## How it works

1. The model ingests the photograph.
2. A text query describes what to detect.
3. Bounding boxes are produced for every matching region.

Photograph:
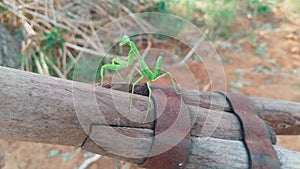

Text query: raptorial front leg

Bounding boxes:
[112,58,126,65]
[100,63,127,84]
[100,35,135,84]
[130,68,144,113]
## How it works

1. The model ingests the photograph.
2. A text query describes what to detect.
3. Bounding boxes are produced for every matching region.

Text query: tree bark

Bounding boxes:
[0,66,299,167]
[186,137,300,169]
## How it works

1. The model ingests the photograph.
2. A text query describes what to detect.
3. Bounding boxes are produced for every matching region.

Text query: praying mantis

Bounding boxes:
[100,35,179,120]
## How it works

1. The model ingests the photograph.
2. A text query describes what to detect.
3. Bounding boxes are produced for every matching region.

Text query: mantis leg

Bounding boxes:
[130,69,144,112]
[145,81,152,122]
[154,72,180,94]
[112,58,127,65]
[101,35,142,84]
[100,56,133,84]
[100,63,127,84]
[129,66,142,82]
[153,56,163,77]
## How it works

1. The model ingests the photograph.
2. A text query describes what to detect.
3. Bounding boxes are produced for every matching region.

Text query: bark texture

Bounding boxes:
[0,66,299,168]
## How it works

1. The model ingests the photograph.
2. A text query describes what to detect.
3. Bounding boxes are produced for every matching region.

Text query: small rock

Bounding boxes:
[290,47,300,54]
[285,32,298,41]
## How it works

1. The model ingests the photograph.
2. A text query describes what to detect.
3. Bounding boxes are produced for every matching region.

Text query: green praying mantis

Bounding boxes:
[100,35,180,120]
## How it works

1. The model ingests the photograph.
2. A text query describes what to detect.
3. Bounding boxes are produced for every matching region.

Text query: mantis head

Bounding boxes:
[119,35,130,46]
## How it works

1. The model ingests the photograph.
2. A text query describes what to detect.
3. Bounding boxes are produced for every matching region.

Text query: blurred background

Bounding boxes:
[0,0,299,168]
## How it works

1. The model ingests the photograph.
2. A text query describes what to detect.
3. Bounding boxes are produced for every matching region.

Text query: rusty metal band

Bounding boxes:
[140,84,192,169]
[217,92,281,169]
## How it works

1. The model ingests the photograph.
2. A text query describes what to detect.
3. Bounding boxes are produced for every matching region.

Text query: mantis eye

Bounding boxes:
[119,35,130,45]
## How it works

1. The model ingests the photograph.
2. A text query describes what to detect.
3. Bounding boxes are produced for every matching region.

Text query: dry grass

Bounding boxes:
[0,0,154,78]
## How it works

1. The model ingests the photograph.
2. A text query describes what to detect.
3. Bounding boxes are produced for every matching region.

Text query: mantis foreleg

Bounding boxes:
[100,63,128,84]
[154,72,180,94]
[112,58,126,65]
[100,35,135,84]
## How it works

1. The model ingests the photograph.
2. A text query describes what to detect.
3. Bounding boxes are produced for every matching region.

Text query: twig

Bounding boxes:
[39,52,50,76]
[107,0,155,32]
[22,19,36,36]
[78,154,102,169]
[35,18,52,30]
[55,14,101,50]
[0,2,60,31]
[89,23,103,51]
[49,0,57,24]
[64,42,127,59]
[21,8,61,27]
[128,0,140,7]
[21,38,32,54]
[119,4,147,31]
[20,6,102,52]
[82,0,120,26]
[66,49,76,62]
[177,35,206,66]
[64,42,104,56]
[202,82,211,92]
[62,46,67,76]
[17,2,44,11]
[141,36,152,58]
[44,55,65,79]
[136,4,154,13]
[33,54,44,75]
[13,0,40,9]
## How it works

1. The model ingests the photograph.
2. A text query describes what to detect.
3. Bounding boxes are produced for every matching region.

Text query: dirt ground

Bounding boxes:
[0,2,299,169]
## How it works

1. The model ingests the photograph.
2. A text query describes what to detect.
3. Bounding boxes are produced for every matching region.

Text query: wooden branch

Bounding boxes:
[0,66,299,168]
[186,137,300,169]
[182,89,300,135]
[0,66,153,163]
[105,82,300,135]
